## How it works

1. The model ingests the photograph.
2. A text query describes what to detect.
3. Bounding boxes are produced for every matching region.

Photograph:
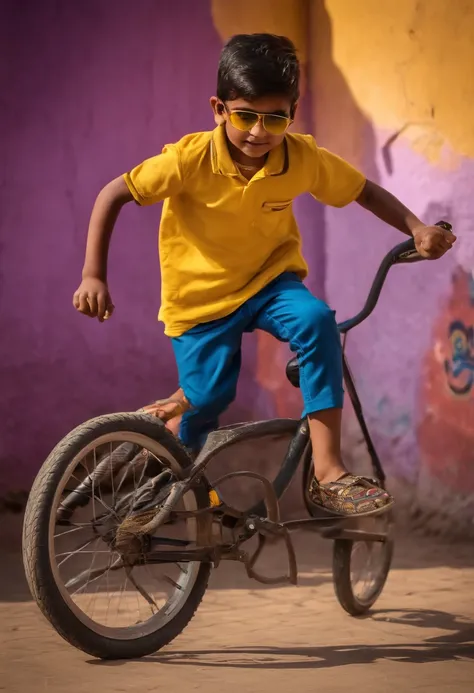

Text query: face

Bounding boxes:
[210,94,295,161]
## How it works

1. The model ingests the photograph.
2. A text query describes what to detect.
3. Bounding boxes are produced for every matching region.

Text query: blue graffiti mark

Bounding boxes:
[444,320,474,396]
[375,396,411,437]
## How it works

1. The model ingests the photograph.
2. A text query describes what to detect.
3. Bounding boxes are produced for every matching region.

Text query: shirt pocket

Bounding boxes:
[262,200,292,212]
[260,200,293,236]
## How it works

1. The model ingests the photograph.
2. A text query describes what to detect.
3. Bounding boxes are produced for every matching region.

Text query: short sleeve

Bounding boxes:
[123,144,183,206]
[306,138,366,208]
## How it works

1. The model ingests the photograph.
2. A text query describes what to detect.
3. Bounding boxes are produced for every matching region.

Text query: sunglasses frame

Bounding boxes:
[223,103,293,135]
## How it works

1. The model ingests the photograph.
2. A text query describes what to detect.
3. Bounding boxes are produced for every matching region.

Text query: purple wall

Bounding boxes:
[0,0,226,491]
[0,0,326,493]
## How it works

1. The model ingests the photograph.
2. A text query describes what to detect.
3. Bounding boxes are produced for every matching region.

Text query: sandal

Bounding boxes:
[309,473,393,516]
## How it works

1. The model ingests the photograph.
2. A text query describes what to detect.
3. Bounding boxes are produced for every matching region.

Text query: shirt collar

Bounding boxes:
[210,125,288,179]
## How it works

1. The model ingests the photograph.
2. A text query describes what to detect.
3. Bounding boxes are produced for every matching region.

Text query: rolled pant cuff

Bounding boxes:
[302,394,344,418]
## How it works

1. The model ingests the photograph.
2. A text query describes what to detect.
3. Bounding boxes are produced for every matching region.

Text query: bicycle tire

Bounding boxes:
[332,525,393,616]
[23,412,211,660]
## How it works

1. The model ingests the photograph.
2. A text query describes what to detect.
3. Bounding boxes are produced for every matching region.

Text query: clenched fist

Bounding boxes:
[413,225,457,259]
[73,277,114,322]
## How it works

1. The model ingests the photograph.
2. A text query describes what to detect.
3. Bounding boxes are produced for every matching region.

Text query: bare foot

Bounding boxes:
[141,388,190,434]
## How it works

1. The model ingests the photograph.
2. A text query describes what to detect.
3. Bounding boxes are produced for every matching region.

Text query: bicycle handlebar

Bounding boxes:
[337,220,453,334]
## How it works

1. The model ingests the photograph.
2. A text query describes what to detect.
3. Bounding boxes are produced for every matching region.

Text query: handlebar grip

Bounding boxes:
[435,220,453,233]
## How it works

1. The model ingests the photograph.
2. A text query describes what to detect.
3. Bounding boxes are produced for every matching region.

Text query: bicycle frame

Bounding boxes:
[133,234,435,582]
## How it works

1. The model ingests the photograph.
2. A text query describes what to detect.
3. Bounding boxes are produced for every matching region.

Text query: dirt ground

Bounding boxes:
[0,514,473,693]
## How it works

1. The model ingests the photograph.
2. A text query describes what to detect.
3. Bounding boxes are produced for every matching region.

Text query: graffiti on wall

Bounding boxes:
[444,321,474,396]
[418,268,474,494]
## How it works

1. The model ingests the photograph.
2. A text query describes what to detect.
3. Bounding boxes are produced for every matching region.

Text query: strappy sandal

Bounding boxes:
[309,473,394,516]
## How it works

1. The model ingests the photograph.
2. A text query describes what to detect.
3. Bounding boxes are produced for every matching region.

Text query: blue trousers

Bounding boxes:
[171,273,343,451]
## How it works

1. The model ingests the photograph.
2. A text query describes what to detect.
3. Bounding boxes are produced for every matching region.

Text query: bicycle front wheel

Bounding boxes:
[23,412,211,659]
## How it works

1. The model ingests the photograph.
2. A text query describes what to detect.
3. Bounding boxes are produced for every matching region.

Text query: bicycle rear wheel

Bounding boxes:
[23,412,211,659]
[332,513,394,616]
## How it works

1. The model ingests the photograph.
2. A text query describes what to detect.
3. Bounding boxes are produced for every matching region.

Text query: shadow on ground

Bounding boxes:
[86,608,474,670]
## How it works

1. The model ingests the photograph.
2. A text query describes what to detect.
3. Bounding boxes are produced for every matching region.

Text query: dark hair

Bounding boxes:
[217,34,300,108]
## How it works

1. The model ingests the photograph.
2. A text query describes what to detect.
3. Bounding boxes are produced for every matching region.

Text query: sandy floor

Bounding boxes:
[0,515,473,693]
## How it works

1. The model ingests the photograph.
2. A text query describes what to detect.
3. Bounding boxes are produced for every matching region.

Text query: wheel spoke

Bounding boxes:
[57,536,99,568]
[161,574,184,591]
[54,524,91,539]
[350,540,386,601]
[126,567,159,613]
[67,555,124,592]
[91,493,120,520]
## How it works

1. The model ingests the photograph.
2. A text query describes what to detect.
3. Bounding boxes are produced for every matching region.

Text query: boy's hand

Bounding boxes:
[413,225,457,259]
[73,278,114,322]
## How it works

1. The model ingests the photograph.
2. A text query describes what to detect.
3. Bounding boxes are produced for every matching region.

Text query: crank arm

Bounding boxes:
[321,528,389,542]
[244,521,298,586]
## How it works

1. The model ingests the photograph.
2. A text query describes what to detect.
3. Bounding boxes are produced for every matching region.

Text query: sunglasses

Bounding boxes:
[224,105,293,136]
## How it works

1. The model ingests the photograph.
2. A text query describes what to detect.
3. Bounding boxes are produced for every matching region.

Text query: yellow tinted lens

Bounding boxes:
[263,114,290,135]
[229,111,259,131]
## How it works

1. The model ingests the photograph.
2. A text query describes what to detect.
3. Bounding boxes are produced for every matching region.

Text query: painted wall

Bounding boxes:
[2,0,473,531]
[309,0,474,526]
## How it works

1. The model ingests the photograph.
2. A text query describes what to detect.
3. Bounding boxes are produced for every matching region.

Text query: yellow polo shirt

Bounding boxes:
[124,125,365,337]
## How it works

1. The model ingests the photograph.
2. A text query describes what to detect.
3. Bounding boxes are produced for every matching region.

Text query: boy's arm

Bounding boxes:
[73,176,133,322]
[74,144,183,322]
[356,179,456,259]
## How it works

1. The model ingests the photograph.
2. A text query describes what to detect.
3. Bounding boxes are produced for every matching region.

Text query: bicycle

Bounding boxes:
[22,221,452,660]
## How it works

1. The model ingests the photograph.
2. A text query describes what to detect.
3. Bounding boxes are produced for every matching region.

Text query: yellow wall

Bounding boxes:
[211,0,308,61]
[321,0,474,163]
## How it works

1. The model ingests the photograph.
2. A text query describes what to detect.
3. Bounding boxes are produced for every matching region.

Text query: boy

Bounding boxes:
[73,34,455,516]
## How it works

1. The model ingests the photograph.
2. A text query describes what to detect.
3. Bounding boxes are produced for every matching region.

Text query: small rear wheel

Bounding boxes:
[332,513,394,616]
[23,412,211,659]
